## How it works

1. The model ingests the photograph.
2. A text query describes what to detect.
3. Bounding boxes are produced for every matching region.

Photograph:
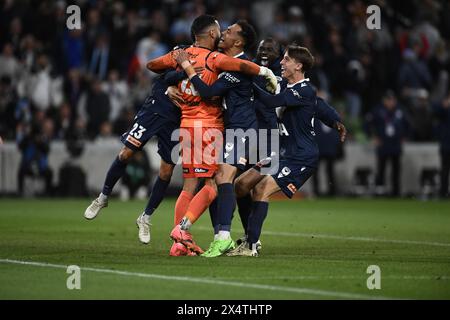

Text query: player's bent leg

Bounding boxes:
[215,163,238,185]
[252,175,280,202]
[170,177,205,254]
[174,177,197,226]
[181,179,217,229]
[84,146,135,220]
[174,178,217,255]
[234,167,265,198]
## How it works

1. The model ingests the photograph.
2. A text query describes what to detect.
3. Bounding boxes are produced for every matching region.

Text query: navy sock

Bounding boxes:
[102,157,127,196]
[237,194,252,234]
[208,197,220,234]
[144,177,170,216]
[217,183,236,232]
[247,201,269,245]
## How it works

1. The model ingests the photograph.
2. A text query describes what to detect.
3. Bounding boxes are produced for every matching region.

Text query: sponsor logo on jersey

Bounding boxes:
[287,183,297,194]
[219,72,240,83]
[126,135,142,147]
[194,168,209,173]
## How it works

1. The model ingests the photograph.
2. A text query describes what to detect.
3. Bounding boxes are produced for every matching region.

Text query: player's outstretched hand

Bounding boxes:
[258,66,277,93]
[166,85,184,108]
[334,121,347,143]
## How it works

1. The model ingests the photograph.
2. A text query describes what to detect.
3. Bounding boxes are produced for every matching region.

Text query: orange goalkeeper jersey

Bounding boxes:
[147,46,260,128]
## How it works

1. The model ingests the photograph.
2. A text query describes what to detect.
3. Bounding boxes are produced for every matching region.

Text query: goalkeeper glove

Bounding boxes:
[258,66,278,94]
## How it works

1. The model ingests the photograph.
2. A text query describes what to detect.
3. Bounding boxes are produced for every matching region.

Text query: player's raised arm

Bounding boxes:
[174,49,277,93]
[146,51,178,73]
[166,51,227,98]
[214,53,279,93]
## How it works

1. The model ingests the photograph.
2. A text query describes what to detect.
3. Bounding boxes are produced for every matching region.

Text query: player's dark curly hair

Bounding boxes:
[235,20,257,52]
[190,14,218,40]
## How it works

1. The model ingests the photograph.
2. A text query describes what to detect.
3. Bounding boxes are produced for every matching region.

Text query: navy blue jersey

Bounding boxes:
[315,97,342,157]
[316,97,341,127]
[190,53,257,130]
[141,71,183,124]
[253,58,282,130]
[254,78,318,167]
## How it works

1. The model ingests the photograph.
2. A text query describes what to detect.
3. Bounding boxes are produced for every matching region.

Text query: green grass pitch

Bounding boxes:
[0,198,449,299]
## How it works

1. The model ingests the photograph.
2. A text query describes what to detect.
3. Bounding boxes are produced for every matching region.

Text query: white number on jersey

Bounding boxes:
[180,79,199,96]
[129,123,146,139]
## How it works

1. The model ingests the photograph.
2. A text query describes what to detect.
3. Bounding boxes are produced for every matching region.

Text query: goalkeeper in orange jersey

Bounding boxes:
[146,14,277,256]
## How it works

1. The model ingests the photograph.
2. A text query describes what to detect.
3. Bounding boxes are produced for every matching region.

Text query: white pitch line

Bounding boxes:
[0,258,398,300]
[218,275,450,281]
[195,226,450,248]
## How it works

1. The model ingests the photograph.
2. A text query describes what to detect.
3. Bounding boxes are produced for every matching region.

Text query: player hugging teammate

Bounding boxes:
[84,14,346,258]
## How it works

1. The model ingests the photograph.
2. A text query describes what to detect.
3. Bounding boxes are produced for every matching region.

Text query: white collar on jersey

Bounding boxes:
[287,78,310,88]
[234,52,245,58]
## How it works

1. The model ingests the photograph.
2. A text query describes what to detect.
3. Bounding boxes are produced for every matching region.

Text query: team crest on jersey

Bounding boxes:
[290,89,300,98]
[278,167,291,178]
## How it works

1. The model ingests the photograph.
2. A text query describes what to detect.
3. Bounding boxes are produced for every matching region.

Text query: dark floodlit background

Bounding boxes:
[0,0,449,199]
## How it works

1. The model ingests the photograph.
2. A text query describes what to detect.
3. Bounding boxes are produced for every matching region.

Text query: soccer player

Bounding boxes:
[227,45,347,257]
[172,20,260,257]
[234,37,284,248]
[146,15,277,256]
[254,38,283,134]
[83,68,185,245]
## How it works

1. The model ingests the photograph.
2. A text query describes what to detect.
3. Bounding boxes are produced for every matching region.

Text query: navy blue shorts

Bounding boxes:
[121,111,179,165]
[270,160,316,199]
[256,127,279,162]
[222,127,258,172]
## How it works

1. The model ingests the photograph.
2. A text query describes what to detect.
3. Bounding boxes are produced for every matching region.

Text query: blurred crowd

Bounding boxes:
[0,0,449,197]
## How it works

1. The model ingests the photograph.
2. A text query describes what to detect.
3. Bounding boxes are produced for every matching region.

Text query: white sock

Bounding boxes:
[214,233,219,241]
[217,230,231,240]
[98,193,108,203]
[180,217,192,231]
